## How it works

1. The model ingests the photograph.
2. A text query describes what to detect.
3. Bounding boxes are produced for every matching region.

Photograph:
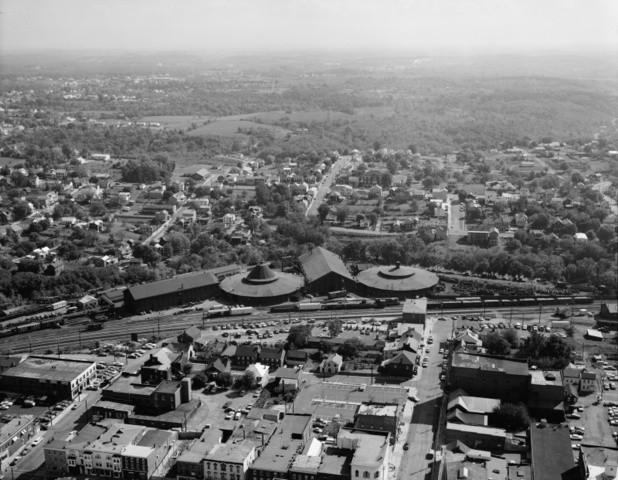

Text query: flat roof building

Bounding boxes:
[0,355,96,400]
[530,423,577,480]
[450,353,529,402]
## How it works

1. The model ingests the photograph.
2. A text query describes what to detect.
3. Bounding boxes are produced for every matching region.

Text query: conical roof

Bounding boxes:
[245,263,278,284]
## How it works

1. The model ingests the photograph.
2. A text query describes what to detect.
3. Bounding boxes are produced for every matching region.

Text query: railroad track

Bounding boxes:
[0,301,604,354]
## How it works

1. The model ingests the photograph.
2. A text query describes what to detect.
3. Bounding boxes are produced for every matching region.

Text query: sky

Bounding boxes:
[0,0,616,54]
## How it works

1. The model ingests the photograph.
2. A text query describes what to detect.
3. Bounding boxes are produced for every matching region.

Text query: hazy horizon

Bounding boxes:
[1,0,617,56]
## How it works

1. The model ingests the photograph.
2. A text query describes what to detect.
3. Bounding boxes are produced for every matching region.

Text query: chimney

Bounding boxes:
[180,377,192,403]
[605,461,617,479]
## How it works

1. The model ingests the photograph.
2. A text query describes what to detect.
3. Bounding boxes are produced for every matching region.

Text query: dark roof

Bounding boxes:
[357,263,438,292]
[220,266,303,298]
[299,247,353,282]
[245,263,279,283]
[286,350,309,360]
[235,345,260,357]
[260,347,284,360]
[127,271,218,301]
[530,424,577,480]
[381,351,416,367]
[447,410,487,426]
[452,352,529,377]
[206,358,230,374]
[180,326,202,341]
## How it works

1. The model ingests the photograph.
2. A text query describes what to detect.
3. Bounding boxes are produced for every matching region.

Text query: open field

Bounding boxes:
[186,120,292,138]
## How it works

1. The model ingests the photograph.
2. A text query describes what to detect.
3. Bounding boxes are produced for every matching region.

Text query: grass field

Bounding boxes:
[186,120,292,138]
[0,157,23,166]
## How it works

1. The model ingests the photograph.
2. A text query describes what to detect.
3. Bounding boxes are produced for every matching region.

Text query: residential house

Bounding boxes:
[259,347,285,370]
[453,329,483,352]
[273,367,300,392]
[320,354,343,374]
[380,351,417,378]
[515,213,528,229]
[285,350,309,367]
[233,345,261,368]
[580,370,596,393]
[223,213,236,228]
[245,363,269,388]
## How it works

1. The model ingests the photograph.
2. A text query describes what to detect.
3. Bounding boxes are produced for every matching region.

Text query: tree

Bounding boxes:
[336,206,349,223]
[287,325,312,349]
[317,203,330,224]
[339,338,363,359]
[182,363,193,375]
[327,319,342,338]
[12,201,31,220]
[235,371,257,391]
[216,371,234,389]
[386,159,398,175]
[502,329,519,349]
[483,332,511,355]
[491,403,531,432]
[192,372,207,390]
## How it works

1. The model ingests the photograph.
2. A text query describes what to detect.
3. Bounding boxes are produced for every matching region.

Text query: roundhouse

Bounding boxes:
[219,263,303,306]
[356,262,438,298]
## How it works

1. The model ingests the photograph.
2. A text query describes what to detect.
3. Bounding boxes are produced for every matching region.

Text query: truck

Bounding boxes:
[86,323,104,331]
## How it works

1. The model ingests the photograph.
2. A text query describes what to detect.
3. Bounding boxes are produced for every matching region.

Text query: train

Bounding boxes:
[270,297,401,313]
[427,295,594,310]
[206,305,255,318]
[0,316,65,338]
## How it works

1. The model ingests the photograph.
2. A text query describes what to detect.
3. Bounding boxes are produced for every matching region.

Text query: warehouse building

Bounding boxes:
[124,270,219,313]
[299,246,356,293]
[356,262,438,298]
[0,356,96,400]
[219,263,303,306]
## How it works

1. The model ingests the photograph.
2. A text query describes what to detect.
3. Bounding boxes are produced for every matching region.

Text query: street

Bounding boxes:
[397,317,452,480]
[305,155,351,217]
[4,388,104,480]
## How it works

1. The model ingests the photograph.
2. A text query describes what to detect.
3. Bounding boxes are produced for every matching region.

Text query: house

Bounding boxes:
[273,367,300,392]
[170,191,186,205]
[320,353,343,374]
[562,363,581,389]
[246,363,269,388]
[77,294,98,310]
[380,351,417,378]
[515,212,528,228]
[285,349,309,367]
[467,228,499,247]
[454,329,483,351]
[177,326,203,346]
[233,345,261,367]
[527,370,565,422]
[222,213,236,228]
[369,184,383,197]
[259,347,285,369]
[600,303,618,321]
[580,370,596,393]
[574,232,588,242]
[140,348,178,384]
[204,358,231,379]
[402,298,427,325]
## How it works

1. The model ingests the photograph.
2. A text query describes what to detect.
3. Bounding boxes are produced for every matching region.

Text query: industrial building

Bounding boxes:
[0,356,96,400]
[124,270,219,313]
[219,263,303,306]
[450,353,530,402]
[356,262,438,298]
[299,246,356,293]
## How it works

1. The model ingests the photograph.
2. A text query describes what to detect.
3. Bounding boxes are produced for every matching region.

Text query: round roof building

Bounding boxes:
[357,262,439,298]
[219,263,303,305]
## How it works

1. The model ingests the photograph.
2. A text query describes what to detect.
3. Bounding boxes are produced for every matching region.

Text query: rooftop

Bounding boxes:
[446,422,506,438]
[206,439,256,464]
[291,454,322,473]
[220,264,303,298]
[530,423,576,480]
[1,355,94,382]
[530,370,563,386]
[0,415,35,446]
[87,424,145,455]
[318,447,353,477]
[250,438,304,473]
[357,404,398,417]
[452,353,529,377]
[299,246,353,282]
[357,264,438,292]
[346,432,389,468]
[127,271,218,301]
[402,298,428,314]
[122,444,153,458]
